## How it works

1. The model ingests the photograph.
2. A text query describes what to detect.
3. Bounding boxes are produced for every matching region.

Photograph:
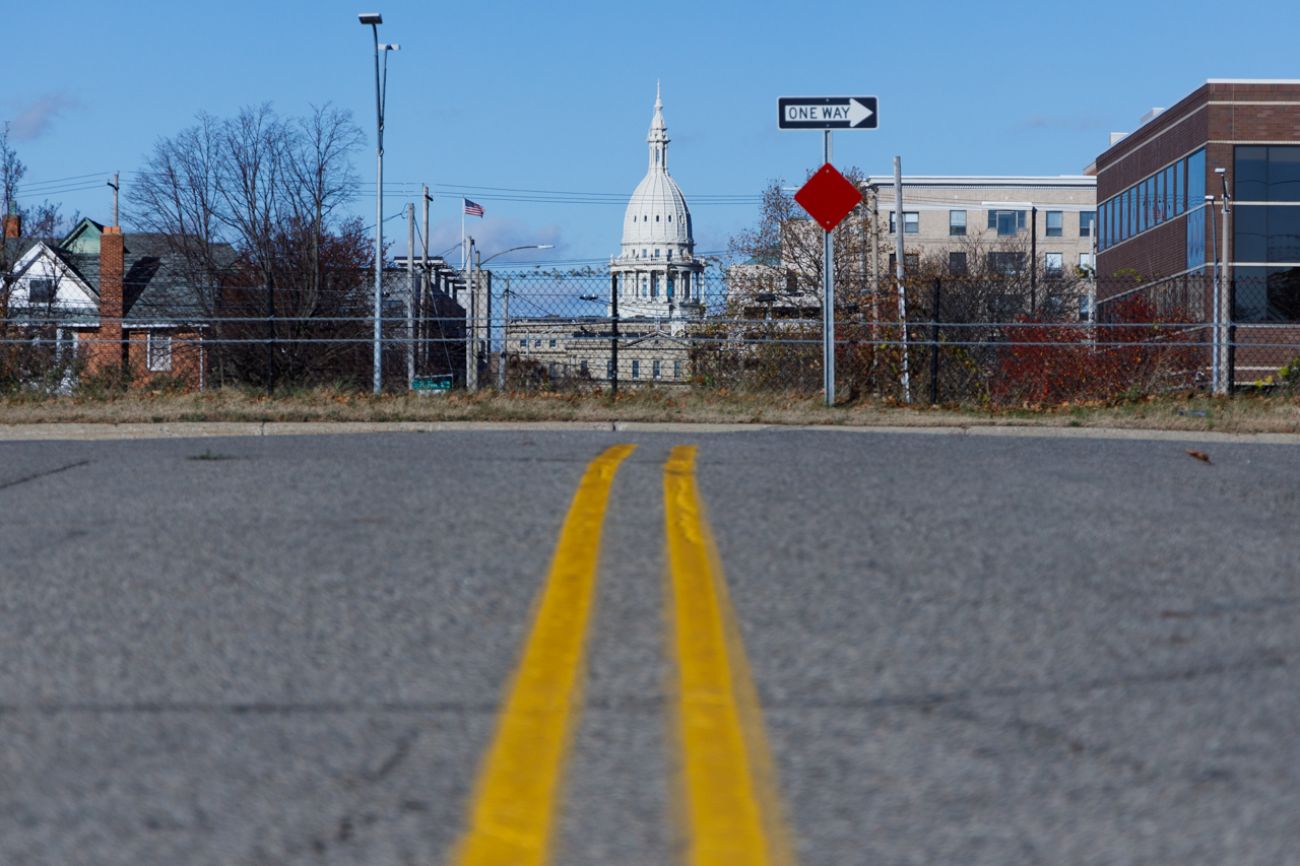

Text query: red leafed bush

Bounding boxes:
[992,295,1203,405]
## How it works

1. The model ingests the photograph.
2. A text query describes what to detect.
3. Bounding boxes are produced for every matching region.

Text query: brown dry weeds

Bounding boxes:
[0,387,1298,434]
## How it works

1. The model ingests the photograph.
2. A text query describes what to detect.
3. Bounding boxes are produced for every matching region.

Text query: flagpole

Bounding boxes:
[461,201,466,274]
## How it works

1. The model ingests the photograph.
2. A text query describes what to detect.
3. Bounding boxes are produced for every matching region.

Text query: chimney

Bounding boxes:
[99,225,128,369]
[2,213,19,239]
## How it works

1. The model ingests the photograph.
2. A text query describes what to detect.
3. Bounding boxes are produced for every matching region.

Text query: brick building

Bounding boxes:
[1094,80,1300,383]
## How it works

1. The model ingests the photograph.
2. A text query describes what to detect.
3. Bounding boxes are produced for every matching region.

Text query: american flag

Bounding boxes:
[463,198,485,217]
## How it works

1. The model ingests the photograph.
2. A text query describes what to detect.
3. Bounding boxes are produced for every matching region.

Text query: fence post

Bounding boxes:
[610,272,620,396]
[929,277,941,405]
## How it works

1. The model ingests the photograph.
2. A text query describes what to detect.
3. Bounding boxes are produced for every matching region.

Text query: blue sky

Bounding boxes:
[5,0,1300,266]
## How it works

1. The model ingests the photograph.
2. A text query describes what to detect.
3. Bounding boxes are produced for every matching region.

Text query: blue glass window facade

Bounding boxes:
[1232,145,1300,321]
[1099,148,1207,254]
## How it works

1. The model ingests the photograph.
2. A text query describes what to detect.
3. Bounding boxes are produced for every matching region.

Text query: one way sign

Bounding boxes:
[778,96,878,130]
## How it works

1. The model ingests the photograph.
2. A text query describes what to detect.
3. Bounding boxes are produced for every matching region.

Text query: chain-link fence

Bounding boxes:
[4,269,1300,402]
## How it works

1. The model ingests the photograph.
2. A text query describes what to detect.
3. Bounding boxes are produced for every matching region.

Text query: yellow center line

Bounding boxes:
[448,443,637,866]
[664,445,798,866]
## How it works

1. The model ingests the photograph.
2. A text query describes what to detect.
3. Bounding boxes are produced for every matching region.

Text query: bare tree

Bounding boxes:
[128,103,371,387]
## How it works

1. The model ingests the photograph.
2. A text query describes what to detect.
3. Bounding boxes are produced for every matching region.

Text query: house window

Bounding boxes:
[607,359,614,379]
[889,211,919,234]
[518,338,527,347]
[949,210,966,236]
[549,338,557,348]
[580,360,589,376]
[631,359,640,379]
[653,359,661,379]
[1045,211,1063,237]
[1080,211,1095,237]
[534,339,542,347]
[948,251,968,275]
[28,278,54,305]
[988,251,1024,275]
[673,359,681,379]
[1078,252,1095,271]
[548,362,557,378]
[988,210,1026,236]
[1044,252,1064,275]
[146,332,173,372]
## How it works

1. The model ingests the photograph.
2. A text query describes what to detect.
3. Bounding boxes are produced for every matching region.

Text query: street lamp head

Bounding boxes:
[382,43,400,51]
[1214,167,1227,175]
[536,244,555,251]
[358,12,382,25]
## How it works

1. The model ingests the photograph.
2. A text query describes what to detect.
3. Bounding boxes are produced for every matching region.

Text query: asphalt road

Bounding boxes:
[2,427,1297,865]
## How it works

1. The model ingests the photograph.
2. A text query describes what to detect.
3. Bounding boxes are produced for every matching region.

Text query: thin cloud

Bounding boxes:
[8,93,80,141]
[1020,114,1108,133]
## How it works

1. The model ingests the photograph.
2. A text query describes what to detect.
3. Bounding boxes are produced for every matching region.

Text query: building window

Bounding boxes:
[988,210,1026,237]
[607,359,614,379]
[631,359,640,379]
[28,278,54,305]
[1078,252,1094,271]
[988,251,1024,275]
[534,339,542,347]
[673,359,681,379]
[580,360,589,376]
[652,359,661,379]
[146,332,173,372]
[948,251,968,275]
[548,362,557,378]
[1044,252,1063,275]
[889,211,919,234]
[1080,211,1095,237]
[651,273,659,298]
[519,339,527,348]
[1045,211,1063,237]
[549,338,557,348]
[888,253,919,272]
[948,210,966,236]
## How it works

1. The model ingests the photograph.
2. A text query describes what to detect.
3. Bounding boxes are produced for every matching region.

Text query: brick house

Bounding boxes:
[4,218,226,388]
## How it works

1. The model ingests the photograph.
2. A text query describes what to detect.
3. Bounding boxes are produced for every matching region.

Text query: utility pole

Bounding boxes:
[406,202,415,390]
[1030,205,1038,312]
[421,184,431,373]
[465,238,477,391]
[893,156,911,403]
[498,278,510,390]
[1209,195,1221,394]
[106,172,119,226]
[610,271,620,396]
[1219,168,1233,394]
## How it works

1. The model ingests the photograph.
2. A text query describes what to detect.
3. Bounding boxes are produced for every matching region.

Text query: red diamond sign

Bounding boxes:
[795,163,863,232]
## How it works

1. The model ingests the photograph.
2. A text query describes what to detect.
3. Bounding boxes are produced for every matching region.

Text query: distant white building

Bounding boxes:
[609,84,705,326]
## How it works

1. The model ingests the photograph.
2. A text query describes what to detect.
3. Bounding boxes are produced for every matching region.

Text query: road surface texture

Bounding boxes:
[1,428,1297,865]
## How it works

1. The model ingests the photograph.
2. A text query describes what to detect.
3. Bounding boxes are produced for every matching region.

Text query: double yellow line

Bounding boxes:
[448,444,796,866]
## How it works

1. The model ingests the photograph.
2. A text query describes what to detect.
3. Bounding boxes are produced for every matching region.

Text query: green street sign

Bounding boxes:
[412,375,453,393]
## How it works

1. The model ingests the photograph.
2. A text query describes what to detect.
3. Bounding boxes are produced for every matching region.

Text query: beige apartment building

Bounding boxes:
[864,174,1097,280]
[727,175,1098,320]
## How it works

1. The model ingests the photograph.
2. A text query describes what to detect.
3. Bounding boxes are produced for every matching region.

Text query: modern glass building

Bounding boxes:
[1093,80,1300,382]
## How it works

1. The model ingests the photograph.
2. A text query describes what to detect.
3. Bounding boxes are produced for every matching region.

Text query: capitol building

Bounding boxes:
[509,86,708,386]
[610,84,706,325]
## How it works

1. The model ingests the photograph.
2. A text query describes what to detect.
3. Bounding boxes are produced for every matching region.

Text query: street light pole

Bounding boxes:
[359,12,397,395]
[463,243,554,393]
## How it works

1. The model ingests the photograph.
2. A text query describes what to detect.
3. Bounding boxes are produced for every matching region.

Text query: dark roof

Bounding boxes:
[50,232,236,323]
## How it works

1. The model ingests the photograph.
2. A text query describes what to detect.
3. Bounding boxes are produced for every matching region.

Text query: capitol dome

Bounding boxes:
[610,84,705,323]
[619,84,694,258]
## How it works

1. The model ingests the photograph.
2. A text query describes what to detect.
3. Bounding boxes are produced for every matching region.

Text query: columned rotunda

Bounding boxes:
[610,85,705,324]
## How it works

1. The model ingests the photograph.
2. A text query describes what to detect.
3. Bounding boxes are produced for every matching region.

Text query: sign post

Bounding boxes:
[782,95,877,405]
